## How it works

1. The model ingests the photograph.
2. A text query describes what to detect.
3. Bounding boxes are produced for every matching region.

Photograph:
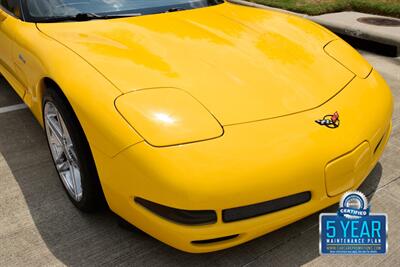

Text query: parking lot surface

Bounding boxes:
[1,51,399,266]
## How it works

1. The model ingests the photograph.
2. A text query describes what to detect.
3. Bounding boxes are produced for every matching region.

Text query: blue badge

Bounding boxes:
[320,191,388,255]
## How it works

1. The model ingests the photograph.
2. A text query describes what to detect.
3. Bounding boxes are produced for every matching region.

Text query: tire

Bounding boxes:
[43,87,106,212]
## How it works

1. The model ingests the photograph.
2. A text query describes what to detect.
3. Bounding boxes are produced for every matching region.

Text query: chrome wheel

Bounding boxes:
[44,102,83,201]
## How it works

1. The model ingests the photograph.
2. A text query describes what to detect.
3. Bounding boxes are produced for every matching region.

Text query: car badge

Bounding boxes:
[315,111,340,128]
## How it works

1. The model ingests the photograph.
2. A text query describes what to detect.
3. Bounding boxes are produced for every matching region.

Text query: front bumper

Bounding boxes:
[94,70,392,253]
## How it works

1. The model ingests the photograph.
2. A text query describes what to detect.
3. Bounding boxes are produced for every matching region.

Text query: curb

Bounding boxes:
[227,0,400,57]
[227,0,304,17]
[311,14,400,57]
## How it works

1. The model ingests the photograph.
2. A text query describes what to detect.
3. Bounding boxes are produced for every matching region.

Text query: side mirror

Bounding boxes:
[0,10,8,22]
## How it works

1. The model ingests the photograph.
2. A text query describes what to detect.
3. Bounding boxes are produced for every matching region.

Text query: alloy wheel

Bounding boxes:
[44,102,83,201]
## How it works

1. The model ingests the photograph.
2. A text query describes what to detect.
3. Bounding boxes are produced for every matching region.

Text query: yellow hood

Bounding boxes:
[37,3,354,125]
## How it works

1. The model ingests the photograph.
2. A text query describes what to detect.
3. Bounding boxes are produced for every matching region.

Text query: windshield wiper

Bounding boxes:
[165,7,186,13]
[36,12,142,23]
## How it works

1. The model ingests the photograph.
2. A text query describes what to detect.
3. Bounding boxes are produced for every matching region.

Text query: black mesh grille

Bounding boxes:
[222,191,311,223]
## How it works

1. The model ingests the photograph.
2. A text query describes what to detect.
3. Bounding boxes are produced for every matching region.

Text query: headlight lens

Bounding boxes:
[324,39,372,79]
[115,88,223,147]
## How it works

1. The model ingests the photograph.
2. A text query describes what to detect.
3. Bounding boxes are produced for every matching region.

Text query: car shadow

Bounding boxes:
[0,78,382,266]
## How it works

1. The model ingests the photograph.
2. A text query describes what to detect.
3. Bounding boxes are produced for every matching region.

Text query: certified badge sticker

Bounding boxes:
[320,191,388,255]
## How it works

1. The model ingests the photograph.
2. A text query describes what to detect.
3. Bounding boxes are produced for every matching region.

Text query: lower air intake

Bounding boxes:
[191,234,239,245]
[222,191,311,223]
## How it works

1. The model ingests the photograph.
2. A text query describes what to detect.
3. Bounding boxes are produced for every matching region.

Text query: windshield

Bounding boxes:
[23,0,224,22]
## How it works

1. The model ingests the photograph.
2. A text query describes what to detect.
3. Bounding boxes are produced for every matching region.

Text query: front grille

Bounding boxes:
[222,191,312,223]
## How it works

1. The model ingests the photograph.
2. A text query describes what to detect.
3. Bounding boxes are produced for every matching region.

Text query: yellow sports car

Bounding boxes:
[0,0,393,253]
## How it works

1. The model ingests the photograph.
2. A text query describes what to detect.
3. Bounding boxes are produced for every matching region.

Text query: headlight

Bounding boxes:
[115,88,223,147]
[324,39,372,79]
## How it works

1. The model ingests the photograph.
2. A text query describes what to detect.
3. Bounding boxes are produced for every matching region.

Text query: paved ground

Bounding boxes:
[0,51,399,267]
[230,1,400,56]
[311,12,400,57]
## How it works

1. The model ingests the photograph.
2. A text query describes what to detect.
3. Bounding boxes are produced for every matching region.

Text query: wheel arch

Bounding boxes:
[31,69,143,158]
[39,77,88,140]
[33,76,73,126]
[42,79,108,211]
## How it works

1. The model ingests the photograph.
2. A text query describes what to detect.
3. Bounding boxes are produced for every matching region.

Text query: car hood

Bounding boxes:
[37,3,354,125]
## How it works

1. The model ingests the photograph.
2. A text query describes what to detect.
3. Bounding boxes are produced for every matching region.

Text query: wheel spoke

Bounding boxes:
[69,161,82,200]
[67,145,79,164]
[46,114,63,145]
[48,137,63,161]
[57,160,69,172]
[52,145,65,164]
[57,113,68,138]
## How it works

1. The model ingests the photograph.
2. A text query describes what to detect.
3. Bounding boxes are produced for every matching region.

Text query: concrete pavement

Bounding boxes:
[228,0,400,57]
[311,12,400,57]
[0,51,399,266]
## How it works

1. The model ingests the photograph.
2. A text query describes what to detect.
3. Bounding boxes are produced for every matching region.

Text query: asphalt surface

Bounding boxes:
[0,51,399,267]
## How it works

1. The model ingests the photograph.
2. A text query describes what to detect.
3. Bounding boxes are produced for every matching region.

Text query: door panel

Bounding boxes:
[0,7,26,98]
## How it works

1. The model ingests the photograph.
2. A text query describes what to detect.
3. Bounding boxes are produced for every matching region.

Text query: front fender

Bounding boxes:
[15,22,143,157]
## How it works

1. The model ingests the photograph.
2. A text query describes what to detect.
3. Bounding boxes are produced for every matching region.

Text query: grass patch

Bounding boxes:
[247,0,400,18]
